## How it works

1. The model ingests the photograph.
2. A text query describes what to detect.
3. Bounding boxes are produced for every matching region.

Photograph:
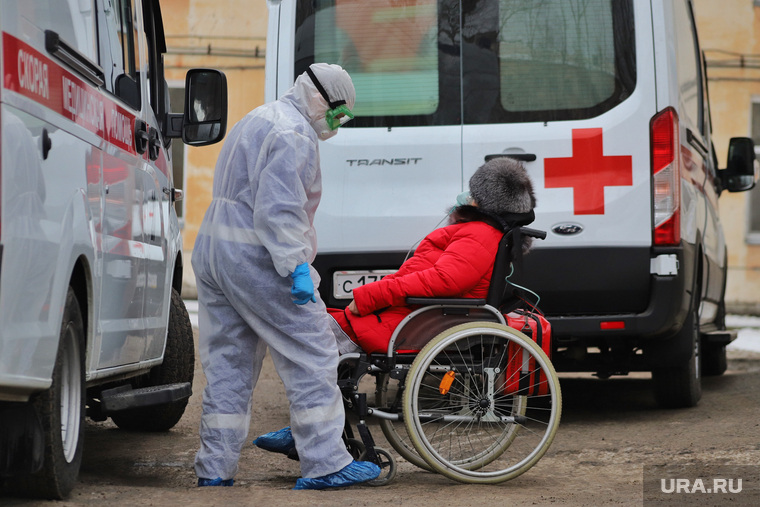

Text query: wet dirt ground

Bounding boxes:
[5,329,760,507]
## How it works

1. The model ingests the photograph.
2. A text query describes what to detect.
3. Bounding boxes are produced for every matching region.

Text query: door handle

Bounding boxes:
[134,119,149,154]
[41,128,52,160]
[148,128,160,161]
[485,153,537,162]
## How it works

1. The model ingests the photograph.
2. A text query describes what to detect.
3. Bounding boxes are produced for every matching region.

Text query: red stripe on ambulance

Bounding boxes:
[3,32,137,155]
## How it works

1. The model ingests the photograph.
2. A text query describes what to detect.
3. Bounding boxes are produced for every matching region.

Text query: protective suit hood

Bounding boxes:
[281,63,356,139]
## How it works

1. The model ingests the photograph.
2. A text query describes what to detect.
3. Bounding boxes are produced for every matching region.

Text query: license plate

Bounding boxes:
[332,269,397,300]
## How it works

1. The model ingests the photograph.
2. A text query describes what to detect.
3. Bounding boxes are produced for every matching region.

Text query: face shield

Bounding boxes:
[306,66,354,131]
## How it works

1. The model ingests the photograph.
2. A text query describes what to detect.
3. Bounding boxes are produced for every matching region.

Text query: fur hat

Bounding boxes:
[468,157,536,219]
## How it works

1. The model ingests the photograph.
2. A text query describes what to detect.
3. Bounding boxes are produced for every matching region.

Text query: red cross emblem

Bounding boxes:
[544,128,633,215]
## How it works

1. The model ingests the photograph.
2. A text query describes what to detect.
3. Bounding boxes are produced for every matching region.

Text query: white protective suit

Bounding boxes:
[192,63,356,481]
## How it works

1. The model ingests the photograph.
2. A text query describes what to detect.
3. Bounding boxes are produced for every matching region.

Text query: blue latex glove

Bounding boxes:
[290,262,316,305]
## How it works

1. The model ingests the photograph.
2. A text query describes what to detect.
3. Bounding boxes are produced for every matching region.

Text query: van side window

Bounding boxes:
[141,0,169,129]
[673,0,702,134]
[99,0,140,109]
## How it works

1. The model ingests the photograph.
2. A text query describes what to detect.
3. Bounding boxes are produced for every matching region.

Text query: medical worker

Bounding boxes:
[192,63,380,489]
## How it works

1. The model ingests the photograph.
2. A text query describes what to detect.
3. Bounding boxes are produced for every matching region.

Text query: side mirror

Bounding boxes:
[182,69,228,146]
[720,137,758,192]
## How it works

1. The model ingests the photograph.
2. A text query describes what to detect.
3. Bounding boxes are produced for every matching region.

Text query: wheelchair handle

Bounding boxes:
[519,227,547,240]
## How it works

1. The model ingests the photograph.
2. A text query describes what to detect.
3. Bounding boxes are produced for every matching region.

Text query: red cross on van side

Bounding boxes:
[544,128,633,215]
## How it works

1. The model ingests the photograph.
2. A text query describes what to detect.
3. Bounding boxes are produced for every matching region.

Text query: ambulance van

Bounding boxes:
[0,0,227,499]
[266,0,757,409]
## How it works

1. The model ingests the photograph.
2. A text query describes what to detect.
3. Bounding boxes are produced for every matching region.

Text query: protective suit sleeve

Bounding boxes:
[352,230,496,315]
[252,130,319,277]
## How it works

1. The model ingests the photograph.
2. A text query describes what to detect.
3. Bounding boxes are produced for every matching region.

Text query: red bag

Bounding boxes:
[503,310,552,396]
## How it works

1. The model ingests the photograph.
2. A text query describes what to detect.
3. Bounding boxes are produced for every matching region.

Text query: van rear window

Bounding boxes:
[294,0,635,127]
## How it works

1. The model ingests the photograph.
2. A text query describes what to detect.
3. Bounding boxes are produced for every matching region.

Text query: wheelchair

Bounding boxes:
[337,226,562,485]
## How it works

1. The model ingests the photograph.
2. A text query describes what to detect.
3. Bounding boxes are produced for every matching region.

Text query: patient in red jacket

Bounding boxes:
[328,156,536,355]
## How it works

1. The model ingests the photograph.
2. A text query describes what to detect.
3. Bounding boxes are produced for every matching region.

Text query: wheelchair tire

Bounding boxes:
[361,446,398,486]
[402,322,562,484]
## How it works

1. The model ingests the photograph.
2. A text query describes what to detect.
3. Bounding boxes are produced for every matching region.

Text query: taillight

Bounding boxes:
[650,107,681,246]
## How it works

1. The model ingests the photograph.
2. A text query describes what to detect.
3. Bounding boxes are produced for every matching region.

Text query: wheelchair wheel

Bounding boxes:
[360,446,398,486]
[402,322,561,484]
[376,373,432,471]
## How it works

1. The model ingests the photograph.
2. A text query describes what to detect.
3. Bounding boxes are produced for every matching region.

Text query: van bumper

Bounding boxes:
[549,267,688,339]
[546,243,698,373]
[546,243,694,338]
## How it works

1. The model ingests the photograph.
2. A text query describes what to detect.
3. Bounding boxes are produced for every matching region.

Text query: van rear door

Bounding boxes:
[461,0,657,315]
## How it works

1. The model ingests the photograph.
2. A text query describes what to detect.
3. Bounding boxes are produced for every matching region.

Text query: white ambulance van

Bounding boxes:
[266,0,757,408]
[0,0,227,499]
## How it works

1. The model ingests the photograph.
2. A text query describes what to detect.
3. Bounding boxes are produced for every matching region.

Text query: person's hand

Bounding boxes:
[290,263,316,305]
[347,300,360,315]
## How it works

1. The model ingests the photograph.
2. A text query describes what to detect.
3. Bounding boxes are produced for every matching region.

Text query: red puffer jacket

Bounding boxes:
[340,219,503,354]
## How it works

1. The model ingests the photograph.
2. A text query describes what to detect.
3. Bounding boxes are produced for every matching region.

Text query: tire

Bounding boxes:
[652,289,702,408]
[402,322,561,484]
[361,447,398,486]
[111,288,194,431]
[12,288,85,499]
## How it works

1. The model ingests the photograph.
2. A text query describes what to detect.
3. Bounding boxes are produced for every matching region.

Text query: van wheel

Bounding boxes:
[111,288,194,431]
[651,291,702,408]
[12,288,85,499]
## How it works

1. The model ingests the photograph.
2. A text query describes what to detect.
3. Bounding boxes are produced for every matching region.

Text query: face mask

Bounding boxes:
[311,116,338,141]
[326,104,354,130]
[456,191,472,206]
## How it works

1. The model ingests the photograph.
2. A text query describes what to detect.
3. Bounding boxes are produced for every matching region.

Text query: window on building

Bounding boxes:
[747,100,760,243]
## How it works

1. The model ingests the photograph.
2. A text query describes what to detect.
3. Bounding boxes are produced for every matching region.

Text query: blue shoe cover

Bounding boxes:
[197,477,234,487]
[253,426,298,460]
[293,460,381,490]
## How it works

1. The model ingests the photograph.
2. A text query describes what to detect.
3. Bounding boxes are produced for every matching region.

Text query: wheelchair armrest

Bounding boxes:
[406,297,487,306]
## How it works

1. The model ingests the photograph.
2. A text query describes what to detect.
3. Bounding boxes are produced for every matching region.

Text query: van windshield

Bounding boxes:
[295,0,635,127]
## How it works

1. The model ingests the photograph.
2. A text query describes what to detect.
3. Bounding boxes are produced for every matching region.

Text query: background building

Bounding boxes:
[169,0,760,312]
